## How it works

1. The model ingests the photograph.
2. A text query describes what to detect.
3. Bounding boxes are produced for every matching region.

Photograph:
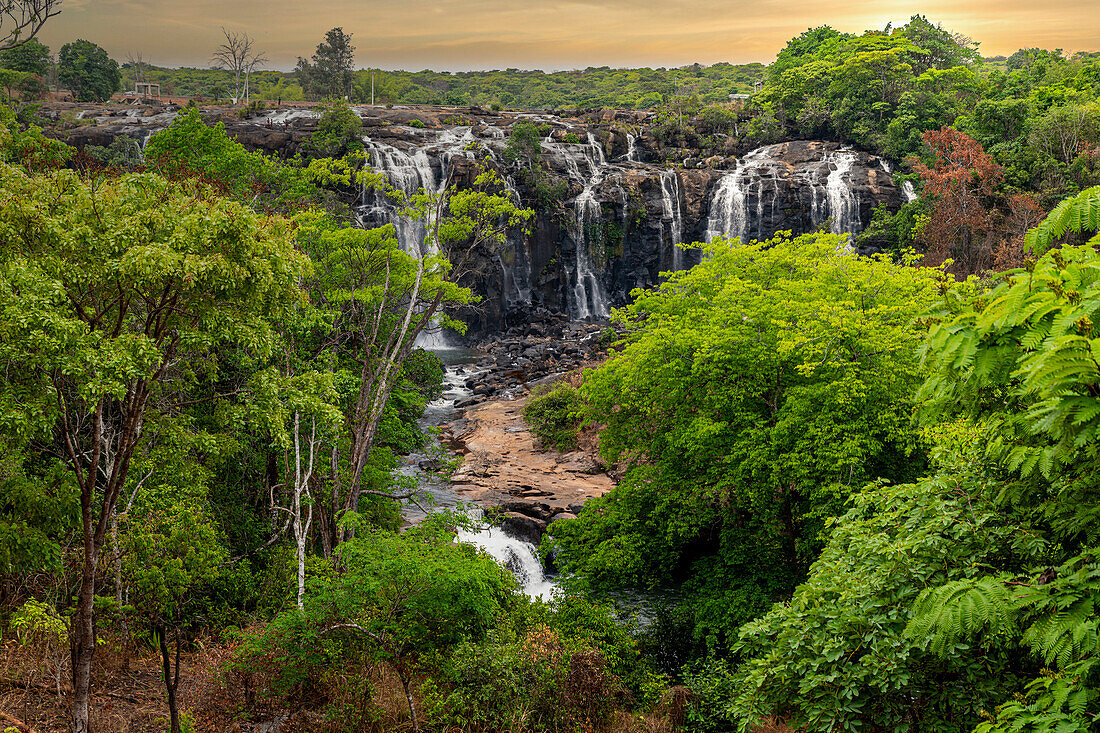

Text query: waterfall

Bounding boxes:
[902,181,917,202]
[705,147,772,243]
[625,133,639,163]
[824,149,860,236]
[658,170,686,271]
[571,183,611,320]
[458,520,556,600]
[706,144,864,244]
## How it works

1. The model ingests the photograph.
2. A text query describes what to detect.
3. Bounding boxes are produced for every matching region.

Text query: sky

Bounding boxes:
[33,0,1100,72]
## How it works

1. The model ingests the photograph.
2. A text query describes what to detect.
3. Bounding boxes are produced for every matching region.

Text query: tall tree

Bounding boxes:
[0,161,307,733]
[311,27,355,100]
[57,39,120,102]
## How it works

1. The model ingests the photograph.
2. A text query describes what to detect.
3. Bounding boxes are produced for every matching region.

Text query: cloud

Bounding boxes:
[31,0,1100,71]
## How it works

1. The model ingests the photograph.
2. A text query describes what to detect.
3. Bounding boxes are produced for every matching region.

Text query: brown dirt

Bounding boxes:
[0,642,194,733]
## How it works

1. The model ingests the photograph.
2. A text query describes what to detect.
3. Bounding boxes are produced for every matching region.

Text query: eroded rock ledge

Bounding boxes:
[444,392,612,545]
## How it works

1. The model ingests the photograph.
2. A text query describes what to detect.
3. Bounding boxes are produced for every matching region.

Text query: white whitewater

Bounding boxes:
[658,170,686,271]
[705,144,863,243]
[824,149,860,236]
[705,147,772,243]
[561,133,611,319]
[458,509,556,600]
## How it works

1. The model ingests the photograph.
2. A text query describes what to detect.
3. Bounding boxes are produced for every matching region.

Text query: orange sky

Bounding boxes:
[33,0,1100,71]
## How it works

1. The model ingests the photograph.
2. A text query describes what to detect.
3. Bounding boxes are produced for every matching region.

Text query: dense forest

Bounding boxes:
[1,10,1100,733]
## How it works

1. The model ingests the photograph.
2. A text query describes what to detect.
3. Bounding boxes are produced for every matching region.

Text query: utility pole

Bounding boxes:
[371,71,374,105]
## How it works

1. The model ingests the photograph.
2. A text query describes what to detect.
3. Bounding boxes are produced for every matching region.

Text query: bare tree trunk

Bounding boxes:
[155,622,181,733]
[398,670,419,733]
[292,413,316,610]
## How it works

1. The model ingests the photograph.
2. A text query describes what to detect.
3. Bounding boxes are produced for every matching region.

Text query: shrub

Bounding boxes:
[401,347,445,400]
[409,118,426,129]
[303,99,364,158]
[523,382,584,452]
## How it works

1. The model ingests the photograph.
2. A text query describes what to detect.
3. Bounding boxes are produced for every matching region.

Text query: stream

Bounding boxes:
[399,348,558,600]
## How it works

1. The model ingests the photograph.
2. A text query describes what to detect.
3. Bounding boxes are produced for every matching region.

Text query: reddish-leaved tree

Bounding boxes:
[909,127,1004,274]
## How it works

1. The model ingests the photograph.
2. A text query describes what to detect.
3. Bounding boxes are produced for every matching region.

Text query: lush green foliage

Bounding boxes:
[550,233,940,646]
[58,39,121,102]
[0,39,50,76]
[523,381,584,452]
[726,462,1040,732]
[719,195,1100,733]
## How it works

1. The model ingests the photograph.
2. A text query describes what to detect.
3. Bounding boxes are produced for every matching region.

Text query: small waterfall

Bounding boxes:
[624,133,639,163]
[658,170,686,271]
[824,149,860,236]
[902,181,917,202]
[458,517,556,600]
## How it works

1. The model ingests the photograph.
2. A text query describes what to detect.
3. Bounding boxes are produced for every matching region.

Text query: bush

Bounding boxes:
[401,347,445,400]
[523,382,584,451]
[303,99,364,158]
[83,135,142,169]
[409,118,426,129]
[236,99,267,119]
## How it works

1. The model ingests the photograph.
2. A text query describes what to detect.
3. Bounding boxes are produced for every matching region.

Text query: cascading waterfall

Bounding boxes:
[705,147,772,243]
[547,132,611,319]
[658,170,687,271]
[706,144,864,244]
[882,158,918,203]
[572,184,611,320]
[824,149,860,236]
[359,128,483,348]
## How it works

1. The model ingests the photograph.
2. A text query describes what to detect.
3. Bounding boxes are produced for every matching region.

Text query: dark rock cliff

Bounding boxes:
[43,102,908,334]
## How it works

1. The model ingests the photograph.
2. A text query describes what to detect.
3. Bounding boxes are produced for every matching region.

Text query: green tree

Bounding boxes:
[0,38,49,75]
[57,39,120,102]
[727,460,1039,732]
[309,27,355,100]
[122,501,223,733]
[0,159,307,733]
[551,233,940,644]
[236,516,514,730]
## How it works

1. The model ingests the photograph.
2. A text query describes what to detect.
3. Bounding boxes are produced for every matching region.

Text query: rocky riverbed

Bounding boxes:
[419,319,616,547]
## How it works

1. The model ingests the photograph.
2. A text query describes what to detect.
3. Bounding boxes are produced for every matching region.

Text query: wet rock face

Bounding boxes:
[45,103,906,334]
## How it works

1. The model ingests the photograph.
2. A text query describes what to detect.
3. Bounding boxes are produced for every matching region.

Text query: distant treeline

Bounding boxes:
[120,63,766,109]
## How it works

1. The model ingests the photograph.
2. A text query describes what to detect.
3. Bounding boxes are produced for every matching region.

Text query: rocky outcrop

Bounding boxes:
[445,395,614,543]
[40,102,909,335]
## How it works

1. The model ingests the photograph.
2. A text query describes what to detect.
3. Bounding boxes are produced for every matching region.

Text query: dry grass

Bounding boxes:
[748,716,801,733]
[0,630,689,733]
[0,635,193,733]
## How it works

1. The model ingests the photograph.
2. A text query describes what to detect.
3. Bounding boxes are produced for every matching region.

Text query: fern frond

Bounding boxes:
[905,578,1016,657]
[1027,186,1100,255]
